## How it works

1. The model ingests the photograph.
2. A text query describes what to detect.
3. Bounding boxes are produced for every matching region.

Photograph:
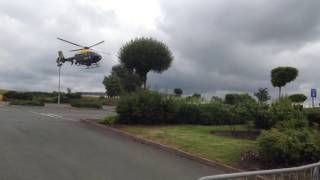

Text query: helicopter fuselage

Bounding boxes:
[74,50,102,66]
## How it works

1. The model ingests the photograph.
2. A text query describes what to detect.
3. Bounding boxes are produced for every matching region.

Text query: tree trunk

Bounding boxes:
[142,75,147,89]
[278,87,282,98]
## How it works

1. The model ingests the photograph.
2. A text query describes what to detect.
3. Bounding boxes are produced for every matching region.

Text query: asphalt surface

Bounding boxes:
[0,104,223,180]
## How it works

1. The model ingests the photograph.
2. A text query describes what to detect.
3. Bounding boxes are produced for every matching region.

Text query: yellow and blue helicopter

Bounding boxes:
[57,38,109,68]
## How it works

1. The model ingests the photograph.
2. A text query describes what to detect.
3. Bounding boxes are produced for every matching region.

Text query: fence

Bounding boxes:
[198,162,320,180]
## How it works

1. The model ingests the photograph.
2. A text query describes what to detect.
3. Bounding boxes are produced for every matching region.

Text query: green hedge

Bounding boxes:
[116,90,238,125]
[116,90,177,124]
[9,100,44,106]
[70,99,103,109]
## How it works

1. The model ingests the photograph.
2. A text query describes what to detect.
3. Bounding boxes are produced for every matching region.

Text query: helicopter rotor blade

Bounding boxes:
[70,48,84,52]
[91,48,111,55]
[57,38,85,48]
[88,41,105,48]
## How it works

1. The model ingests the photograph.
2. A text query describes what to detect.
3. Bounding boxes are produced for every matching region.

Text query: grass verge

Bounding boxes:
[121,125,257,166]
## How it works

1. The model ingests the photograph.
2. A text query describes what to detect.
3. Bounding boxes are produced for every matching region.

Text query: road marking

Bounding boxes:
[29,111,77,121]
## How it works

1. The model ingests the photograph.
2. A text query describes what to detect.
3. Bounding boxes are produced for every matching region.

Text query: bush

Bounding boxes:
[225,93,255,105]
[4,91,33,100]
[175,103,201,124]
[116,90,177,124]
[304,108,320,128]
[198,103,231,125]
[9,100,44,106]
[103,116,118,125]
[70,99,102,109]
[253,104,272,129]
[258,127,320,166]
[268,97,305,128]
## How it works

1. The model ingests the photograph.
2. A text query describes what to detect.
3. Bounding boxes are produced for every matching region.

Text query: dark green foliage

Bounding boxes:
[119,37,173,88]
[103,116,118,125]
[174,88,183,96]
[254,88,270,103]
[66,92,81,99]
[304,108,320,128]
[289,94,307,103]
[211,96,223,103]
[175,103,201,124]
[268,98,305,128]
[253,104,272,129]
[103,74,123,97]
[225,93,255,105]
[111,64,142,92]
[70,99,103,109]
[4,91,33,100]
[271,67,298,97]
[9,100,44,106]
[258,127,320,166]
[192,93,201,99]
[116,90,177,124]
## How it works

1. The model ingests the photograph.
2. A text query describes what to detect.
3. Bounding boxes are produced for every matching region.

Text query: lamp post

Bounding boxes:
[57,63,62,104]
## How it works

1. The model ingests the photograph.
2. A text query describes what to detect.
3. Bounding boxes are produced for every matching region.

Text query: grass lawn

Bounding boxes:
[121,125,257,166]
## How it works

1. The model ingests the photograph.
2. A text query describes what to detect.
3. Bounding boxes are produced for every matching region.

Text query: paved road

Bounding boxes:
[0,105,223,180]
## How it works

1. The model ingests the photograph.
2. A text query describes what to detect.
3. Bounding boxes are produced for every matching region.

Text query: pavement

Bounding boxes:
[0,104,224,180]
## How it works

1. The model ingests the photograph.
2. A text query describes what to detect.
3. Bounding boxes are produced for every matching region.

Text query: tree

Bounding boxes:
[119,37,173,88]
[271,67,298,98]
[289,94,307,104]
[111,64,142,93]
[192,93,201,99]
[211,96,223,102]
[254,88,270,103]
[102,74,123,97]
[174,88,183,96]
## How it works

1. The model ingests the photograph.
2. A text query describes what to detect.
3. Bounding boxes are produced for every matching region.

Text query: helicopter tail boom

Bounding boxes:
[57,51,74,65]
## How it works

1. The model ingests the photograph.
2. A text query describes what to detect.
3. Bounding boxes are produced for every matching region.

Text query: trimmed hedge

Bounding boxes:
[70,99,103,109]
[116,90,235,125]
[9,100,44,106]
[116,90,177,124]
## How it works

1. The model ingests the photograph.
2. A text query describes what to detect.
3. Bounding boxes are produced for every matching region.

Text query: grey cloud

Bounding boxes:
[147,0,320,99]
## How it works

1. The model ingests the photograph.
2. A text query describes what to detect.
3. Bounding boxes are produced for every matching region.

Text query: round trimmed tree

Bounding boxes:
[119,37,173,88]
[271,67,298,98]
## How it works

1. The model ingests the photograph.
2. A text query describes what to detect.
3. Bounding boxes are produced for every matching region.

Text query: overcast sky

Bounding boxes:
[1,0,320,102]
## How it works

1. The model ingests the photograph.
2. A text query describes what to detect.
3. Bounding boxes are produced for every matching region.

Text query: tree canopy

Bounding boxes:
[102,74,122,97]
[254,88,270,103]
[174,88,183,96]
[111,64,142,93]
[271,67,298,98]
[119,37,173,88]
[289,94,307,103]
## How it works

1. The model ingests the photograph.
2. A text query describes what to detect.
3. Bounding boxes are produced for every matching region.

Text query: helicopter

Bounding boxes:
[56,38,109,68]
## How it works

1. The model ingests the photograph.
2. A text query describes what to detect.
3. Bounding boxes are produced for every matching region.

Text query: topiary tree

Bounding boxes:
[271,67,298,98]
[174,88,183,96]
[289,93,307,104]
[119,37,173,88]
[254,88,270,103]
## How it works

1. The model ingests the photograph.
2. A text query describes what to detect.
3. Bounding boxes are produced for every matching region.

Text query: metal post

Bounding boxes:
[312,97,315,108]
[58,64,62,104]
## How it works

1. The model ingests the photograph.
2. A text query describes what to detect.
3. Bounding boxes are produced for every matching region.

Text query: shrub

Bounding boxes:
[175,103,201,124]
[268,97,305,128]
[258,128,320,166]
[253,104,272,129]
[4,91,33,100]
[70,99,102,109]
[9,100,44,106]
[230,101,257,125]
[198,102,231,125]
[304,108,320,128]
[103,116,118,125]
[116,90,177,124]
[225,93,255,105]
